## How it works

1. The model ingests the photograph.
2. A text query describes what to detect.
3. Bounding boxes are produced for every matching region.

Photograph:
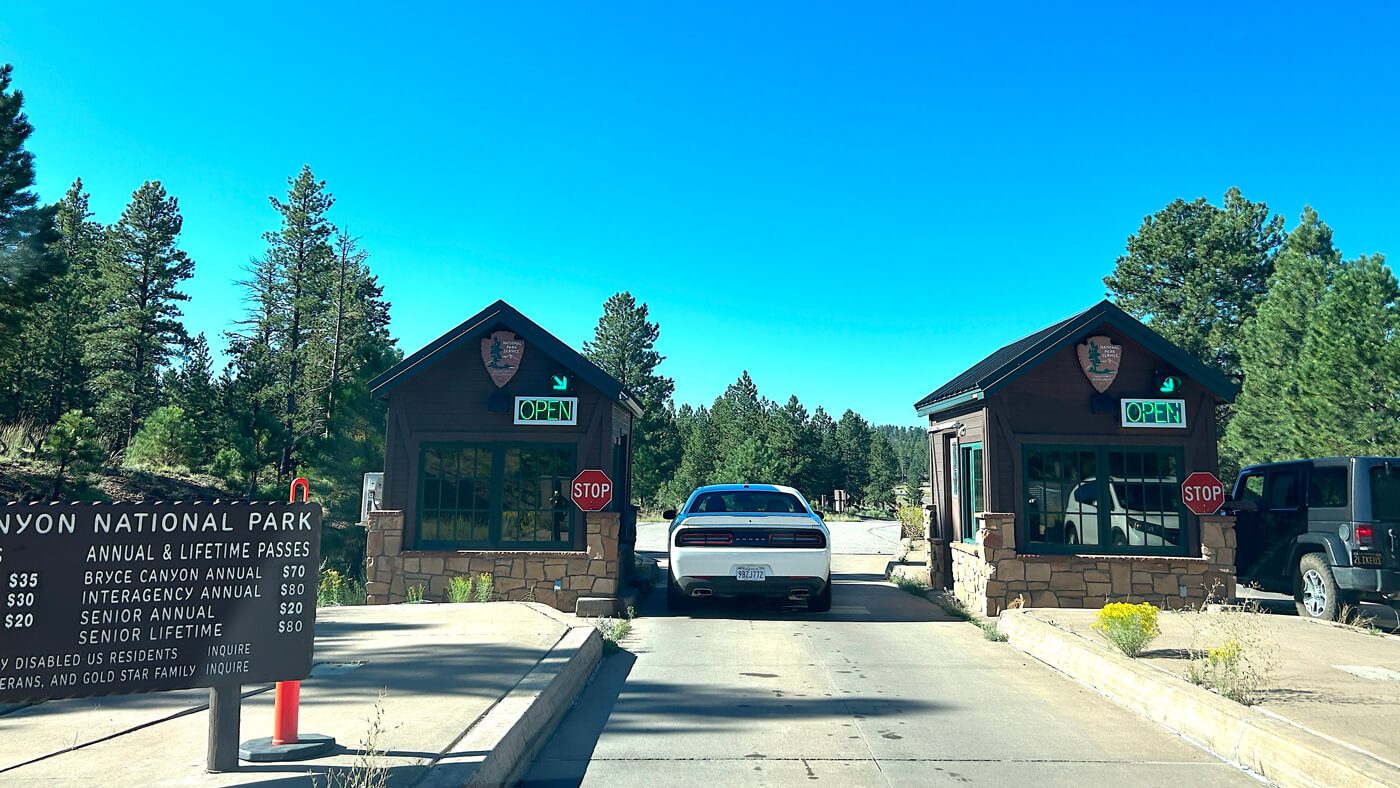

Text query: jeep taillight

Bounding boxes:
[1355,524,1376,547]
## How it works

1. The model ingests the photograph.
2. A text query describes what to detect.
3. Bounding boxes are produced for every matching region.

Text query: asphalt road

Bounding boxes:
[523,519,1251,787]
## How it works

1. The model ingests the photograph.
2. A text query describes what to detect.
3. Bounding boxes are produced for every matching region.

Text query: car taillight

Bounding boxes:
[1355,524,1375,547]
[768,531,826,548]
[677,530,733,547]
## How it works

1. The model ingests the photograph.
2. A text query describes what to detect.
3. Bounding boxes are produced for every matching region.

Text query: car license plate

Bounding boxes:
[736,566,766,582]
[1353,551,1384,567]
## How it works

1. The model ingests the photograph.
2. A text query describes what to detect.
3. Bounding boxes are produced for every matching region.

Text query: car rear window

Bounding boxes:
[1370,465,1400,521]
[688,491,809,514]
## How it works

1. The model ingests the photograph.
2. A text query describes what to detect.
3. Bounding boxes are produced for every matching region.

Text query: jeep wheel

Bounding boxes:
[1065,523,1080,545]
[1296,553,1352,621]
[1111,528,1128,547]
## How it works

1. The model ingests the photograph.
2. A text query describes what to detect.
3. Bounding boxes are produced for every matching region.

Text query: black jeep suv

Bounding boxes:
[1228,457,1400,620]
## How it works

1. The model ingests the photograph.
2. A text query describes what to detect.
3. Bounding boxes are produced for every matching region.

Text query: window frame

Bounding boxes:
[415,441,578,551]
[959,442,984,543]
[1020,443,1190,557]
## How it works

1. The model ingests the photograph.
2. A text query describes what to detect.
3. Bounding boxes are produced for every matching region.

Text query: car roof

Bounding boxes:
[689,484,802,495]
[1240,457,1400,473]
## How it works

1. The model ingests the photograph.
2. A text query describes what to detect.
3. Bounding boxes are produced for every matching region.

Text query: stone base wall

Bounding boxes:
[951,513,1237,617]
[364,510,621,613]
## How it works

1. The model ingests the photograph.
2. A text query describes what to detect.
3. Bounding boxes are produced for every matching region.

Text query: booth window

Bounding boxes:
[1022,445,1186,556]
[417,443,576,550]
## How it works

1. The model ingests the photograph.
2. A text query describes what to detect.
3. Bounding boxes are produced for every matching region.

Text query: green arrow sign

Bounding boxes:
[551,375,569,391]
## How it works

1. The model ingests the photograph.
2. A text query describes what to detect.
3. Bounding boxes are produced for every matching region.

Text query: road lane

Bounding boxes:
[526,520,1251,787]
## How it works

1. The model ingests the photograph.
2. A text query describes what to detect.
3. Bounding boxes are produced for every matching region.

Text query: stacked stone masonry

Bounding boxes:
[941,512,1236,617]
[364,510,622,613]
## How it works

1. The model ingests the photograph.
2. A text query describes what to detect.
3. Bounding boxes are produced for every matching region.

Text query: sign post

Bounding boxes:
[0,498,323,773]
[571,470,614,512]
[1182,472,1225,516]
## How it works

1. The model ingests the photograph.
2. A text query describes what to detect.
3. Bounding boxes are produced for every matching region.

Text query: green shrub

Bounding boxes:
[593,605,636,653]
[895,500,925,540]
[405,583,425,603]
[447,576,474,603]
[124,405,199,471]
[1092,602,1161,657]
[891,574,928,595]
[473,573,493,602]
[317,567,366,607]
[41,410,104,498]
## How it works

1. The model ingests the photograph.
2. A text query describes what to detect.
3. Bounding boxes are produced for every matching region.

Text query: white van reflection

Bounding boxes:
[1061,477,1181,547]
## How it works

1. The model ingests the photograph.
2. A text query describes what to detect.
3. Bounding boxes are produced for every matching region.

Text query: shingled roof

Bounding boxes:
[368,299,643,417]
[913,300,1238,417]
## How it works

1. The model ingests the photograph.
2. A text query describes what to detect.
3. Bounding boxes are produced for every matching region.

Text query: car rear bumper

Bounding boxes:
[1334,567,1400,596]
[670,547,830,581]
[676,575,828,598]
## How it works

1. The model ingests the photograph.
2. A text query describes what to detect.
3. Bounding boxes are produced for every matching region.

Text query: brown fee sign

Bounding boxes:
[0,501,321,703]
[1077,335,1121,393]
[481,330,525,388]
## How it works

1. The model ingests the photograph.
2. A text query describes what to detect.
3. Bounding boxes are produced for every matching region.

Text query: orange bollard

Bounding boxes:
[272,478,311,746]
[272,680,301,745]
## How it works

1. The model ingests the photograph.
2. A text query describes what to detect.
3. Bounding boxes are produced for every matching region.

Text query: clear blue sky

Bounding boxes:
[4,3,1398,425]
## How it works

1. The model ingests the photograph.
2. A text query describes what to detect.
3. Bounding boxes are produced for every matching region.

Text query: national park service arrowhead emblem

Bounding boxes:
[1077,335,1121,393]
[481,330,525,388]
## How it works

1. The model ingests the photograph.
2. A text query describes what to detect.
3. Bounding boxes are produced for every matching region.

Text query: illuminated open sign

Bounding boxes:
[514,396,579,426]
[1120,398,1186,429]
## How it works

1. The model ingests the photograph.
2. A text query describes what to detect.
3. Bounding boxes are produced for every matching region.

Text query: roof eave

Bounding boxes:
[915,389,984,417]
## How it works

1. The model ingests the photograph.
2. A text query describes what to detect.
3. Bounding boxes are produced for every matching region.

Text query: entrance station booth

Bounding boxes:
[363,300,640,614]
[914,300,1239,615]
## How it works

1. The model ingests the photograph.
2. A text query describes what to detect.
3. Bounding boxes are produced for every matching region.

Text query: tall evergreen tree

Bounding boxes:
[1224,208,1341,467]
[864,433,901,510]
[1293,255,1400,455]
[165,333,221,468]
[835,409,873,501]
[583,292,679,504]
[1105,187,1284,381]
[710,372,772,482]
[667,404,715,503]
[805,406,840,500]
[262,166,336,477]
[759,395,816,493]
[86,181,194,450]
[0,63,62,422]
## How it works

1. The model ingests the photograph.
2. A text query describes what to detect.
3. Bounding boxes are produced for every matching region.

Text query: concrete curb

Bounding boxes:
[997,609,1400,788]
[418,624,603,787]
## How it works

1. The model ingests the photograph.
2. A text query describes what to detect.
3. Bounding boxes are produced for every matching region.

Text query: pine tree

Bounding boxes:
[1105,187,1284,381]
[805,406,840,500]
[125,405,200,470]
[30,180,104,423]
[0,63,63,422]
[262,166,336,478]
[835,410,873,501]
[583,292,679,504]
[762,395,813,493]
[667,404,715,503]
[86,181,194,450]
[42,409,103,498]
[864,434,901,510]
[166,333,221,468]
[1224,208,1340,467]
[1293,255,1400,456]
[710,372,772,481]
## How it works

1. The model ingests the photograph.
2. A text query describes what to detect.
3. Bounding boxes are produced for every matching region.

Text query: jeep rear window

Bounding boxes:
[688,491,809,514]
[1370,465,1400,521]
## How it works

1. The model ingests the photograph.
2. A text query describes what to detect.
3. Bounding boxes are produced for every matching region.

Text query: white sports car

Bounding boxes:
[664,483,832,612]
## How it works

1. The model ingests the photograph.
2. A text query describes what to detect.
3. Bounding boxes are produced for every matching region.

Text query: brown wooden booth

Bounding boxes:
[363,300,641,614]
[914,301,1239,615]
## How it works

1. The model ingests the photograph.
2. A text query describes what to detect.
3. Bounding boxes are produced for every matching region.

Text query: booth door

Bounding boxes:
[958,442,984,542]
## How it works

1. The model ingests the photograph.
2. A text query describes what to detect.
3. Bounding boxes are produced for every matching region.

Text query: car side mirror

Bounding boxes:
[1224,499,1257,513]
[662,509,677,520]
[812,510,825,519]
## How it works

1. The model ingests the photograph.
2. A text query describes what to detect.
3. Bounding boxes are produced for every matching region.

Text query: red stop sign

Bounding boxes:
[571,469,614,512]
[1181,472,1225,515]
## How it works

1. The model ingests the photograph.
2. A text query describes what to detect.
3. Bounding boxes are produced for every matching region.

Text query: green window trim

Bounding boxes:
[959,442,984,544]
[1020,444,1190,557]
[416,441,578,551]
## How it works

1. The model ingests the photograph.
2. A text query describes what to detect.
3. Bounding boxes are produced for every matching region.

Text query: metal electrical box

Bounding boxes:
[360,472,384,524]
